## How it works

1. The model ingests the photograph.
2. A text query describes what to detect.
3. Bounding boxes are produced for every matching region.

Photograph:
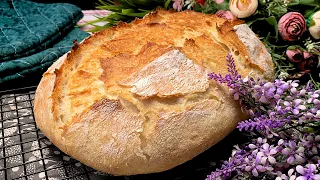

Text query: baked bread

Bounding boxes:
[34,9,274,175]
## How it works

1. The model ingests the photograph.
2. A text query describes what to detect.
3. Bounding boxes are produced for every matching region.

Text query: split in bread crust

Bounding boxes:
[34,9,273,175]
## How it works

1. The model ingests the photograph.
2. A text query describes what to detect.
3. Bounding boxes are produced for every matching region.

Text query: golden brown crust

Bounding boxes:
[34,54,68,153]
[34,9,274,175]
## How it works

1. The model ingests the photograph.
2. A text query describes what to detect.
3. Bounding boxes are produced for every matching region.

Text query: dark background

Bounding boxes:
[32,0,96,10]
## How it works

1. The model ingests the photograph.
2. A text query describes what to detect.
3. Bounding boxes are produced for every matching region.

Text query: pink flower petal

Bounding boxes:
[296,176,307,180]
[282,148,290,155]
[252,168,259,177]
[290,176,297,180]
[287,156,294,164]
[215,10,235,20]
[292,109,299,115]
[296,165,304,174]
[270,148,277,155]
[256,165,266,172]
[268,156,276,164]
[245,166,252,171]
[215,0,224,4]
[313,175,320,180]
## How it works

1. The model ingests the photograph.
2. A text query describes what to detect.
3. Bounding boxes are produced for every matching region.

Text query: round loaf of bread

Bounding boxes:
[34,10,274,175]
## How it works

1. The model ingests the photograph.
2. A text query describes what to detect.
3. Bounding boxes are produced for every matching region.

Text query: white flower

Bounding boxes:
[184,0,196,9]
[308,11,320,39]
[278,71,289,80]
[229,0,258,18]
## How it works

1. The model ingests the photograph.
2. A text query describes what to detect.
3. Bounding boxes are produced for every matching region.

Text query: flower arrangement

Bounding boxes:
[207,53,320,179]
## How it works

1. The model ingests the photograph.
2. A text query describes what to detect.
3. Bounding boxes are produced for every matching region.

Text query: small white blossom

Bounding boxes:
[278,71,289,80]
[283,0,293,6]
[184,0,195,9]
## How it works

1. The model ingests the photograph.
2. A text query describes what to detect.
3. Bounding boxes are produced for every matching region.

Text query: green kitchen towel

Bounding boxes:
[0,28,88,83]
[0,0,89,83]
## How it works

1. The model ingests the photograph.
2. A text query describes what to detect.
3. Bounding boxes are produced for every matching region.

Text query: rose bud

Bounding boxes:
[278,12,306,41]
[215,10,236,20]
[286,46,304,63]
[297,60,307,71]
[304,51,319,70]
[303,51,314,60]
[229,0,258,18]
[307,11,320,39]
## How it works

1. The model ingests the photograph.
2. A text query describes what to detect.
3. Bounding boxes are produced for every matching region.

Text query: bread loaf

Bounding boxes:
[34,9,274,175]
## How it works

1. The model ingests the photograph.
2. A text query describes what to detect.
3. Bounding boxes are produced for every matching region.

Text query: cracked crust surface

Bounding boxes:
[34,10,274,175]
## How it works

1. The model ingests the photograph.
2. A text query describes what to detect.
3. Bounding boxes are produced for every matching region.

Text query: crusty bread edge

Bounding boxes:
[34,53,68,153]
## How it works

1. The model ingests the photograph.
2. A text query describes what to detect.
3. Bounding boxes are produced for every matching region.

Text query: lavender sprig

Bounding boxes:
[207,53,320,179]
[208,53,320,136]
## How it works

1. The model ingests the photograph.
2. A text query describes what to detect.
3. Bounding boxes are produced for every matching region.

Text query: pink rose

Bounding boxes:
[286,48,303,63]
[229,0,258,18]
[215,10,236,20]
[278,12,306,41]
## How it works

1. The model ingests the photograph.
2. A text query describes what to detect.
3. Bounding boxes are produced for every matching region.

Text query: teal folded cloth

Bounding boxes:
[0,0,89,83]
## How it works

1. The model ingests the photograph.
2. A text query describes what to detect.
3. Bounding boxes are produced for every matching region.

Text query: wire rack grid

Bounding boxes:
[0,86,110,180]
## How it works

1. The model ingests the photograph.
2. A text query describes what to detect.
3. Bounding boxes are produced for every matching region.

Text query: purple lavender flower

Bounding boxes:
[282,98,307,115]
[206,138,279,179]
[244,155,267,177]
[257,143,277,165]
[296,164,320,180]
[281,140,306,165]
[237,114,285,135]
[208,53,242,85]
[207,53,320,180]
[209,53,320,135]
[275,168,297,180]
[301,135,320,156]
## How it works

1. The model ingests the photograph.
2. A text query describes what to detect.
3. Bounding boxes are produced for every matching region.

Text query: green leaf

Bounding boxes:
[138,8,154,12]
[288,0,320,7]
[114,11,150,17]
[305,7,320,18]
[97,0,113,6]
[246,16,278,39]
[287,45,304,50]
[264,16,278,39]
[97,5,128,11]
[117,0,137,7]
[107,13,130,20]
[122,9,136,15]
[246,17,264,27]
[216,1,229,10]
[164,0,171,10]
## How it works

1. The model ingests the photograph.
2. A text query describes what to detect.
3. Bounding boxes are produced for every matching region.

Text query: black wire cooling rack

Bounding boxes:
[0,86,110,180]
[0,85,243,180]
